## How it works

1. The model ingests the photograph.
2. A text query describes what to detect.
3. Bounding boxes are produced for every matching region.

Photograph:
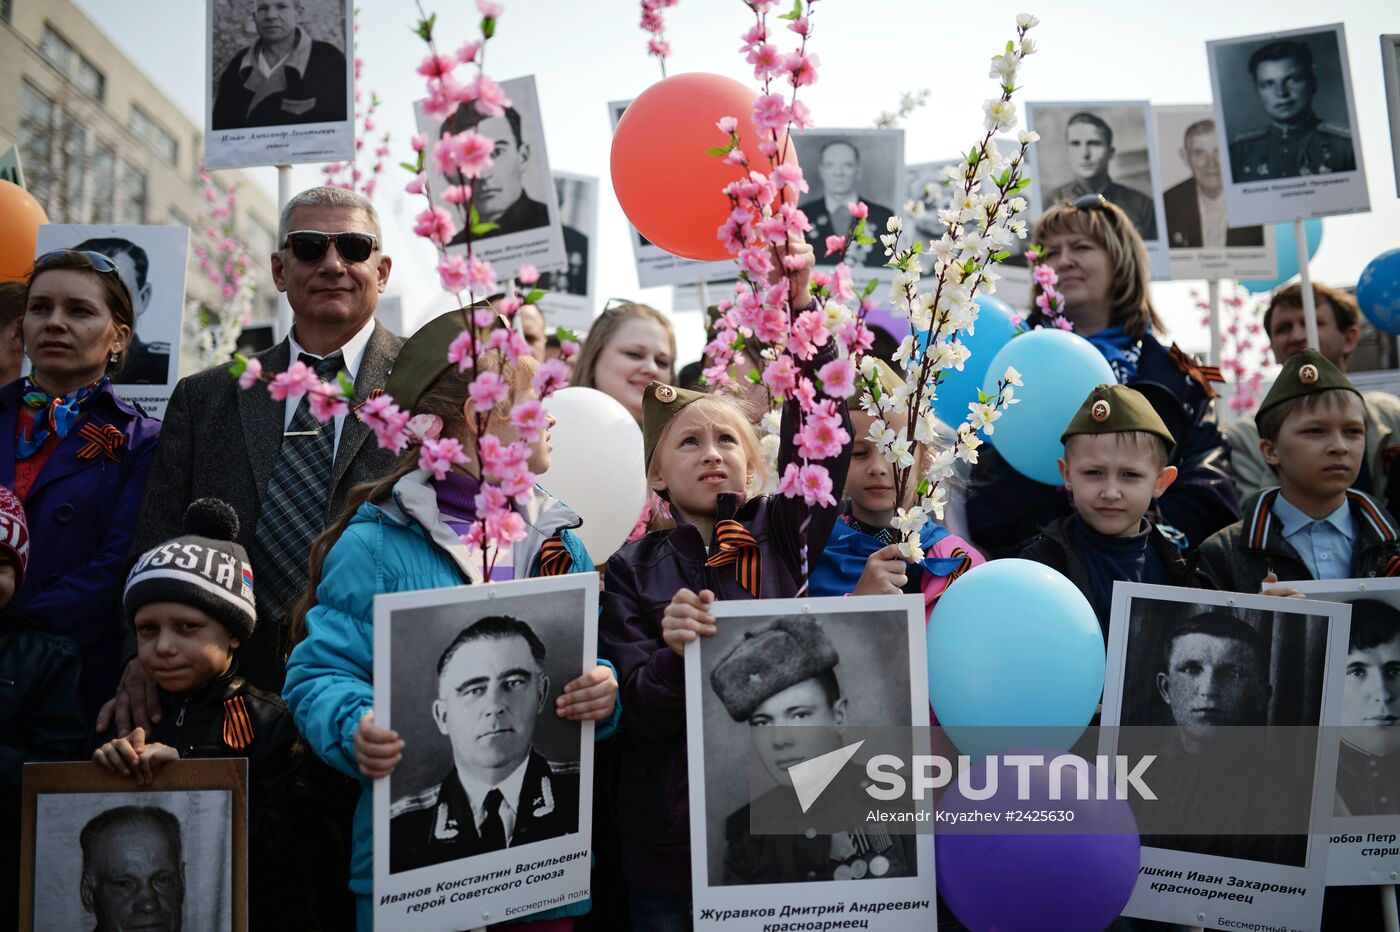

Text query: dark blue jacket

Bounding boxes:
[0,380,161,720]
[966,333,1241,557]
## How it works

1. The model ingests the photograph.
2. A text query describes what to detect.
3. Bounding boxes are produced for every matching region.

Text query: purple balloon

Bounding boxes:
[935,750,1141,931]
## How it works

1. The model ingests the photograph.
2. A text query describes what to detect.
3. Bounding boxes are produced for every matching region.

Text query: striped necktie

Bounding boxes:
[252,351,343,627]
[705,519,761,597]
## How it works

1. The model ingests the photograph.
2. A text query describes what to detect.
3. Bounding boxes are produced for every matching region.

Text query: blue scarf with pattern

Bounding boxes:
[17,377,107,459]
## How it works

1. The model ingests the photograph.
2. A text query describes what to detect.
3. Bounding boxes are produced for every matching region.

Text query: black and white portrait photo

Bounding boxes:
[607,98,735,288]
[1208,23,1370,227]
[1101,583,1347,932]
[20,760,248,932]
[1153,105,1275,281]
[372,575,597,930]
[793,129,903,273]
[901,159,961,244]
[537,172,596,332]
[684,595,937,932]
[204,0,355,170]
[35,224,189,419]
[419,75,565,285]
[1381,34,1400,196]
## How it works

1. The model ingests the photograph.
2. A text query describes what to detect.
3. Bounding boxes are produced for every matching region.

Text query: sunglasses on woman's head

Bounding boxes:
[282,230,379,264]
[1070,193,1109,212]
[34,249,122,275]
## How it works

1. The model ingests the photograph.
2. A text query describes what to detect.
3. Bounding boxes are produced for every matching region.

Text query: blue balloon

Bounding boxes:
[1357,248,1400,335]
[928,560,1105,758]
[926,294,1021,428]
[980,328,1115,487]
[1238,218,1323,292]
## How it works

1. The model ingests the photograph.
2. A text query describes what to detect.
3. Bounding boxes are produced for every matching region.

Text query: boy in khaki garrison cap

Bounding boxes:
[709,615,916,886]
[1195,348,1400,593]
[1019,383,1189,638]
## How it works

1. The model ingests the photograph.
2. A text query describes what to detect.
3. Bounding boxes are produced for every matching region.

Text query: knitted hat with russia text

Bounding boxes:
[0,486,31,586]
[123,499,257,641]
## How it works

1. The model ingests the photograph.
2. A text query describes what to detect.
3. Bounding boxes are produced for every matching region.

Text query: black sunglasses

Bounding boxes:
[283,230,379,264]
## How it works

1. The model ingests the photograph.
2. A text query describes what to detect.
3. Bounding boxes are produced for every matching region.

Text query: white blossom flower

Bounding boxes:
[925,446,958,482]
[894,505,927,535]
[1017,129,1040,145]
[898,536,926,563]
[955,430,985,464]
[889,437,916,469]
[1016,13,1040,29]
[869,418,897,447]
[967,401,1000,435]
[1020,37,1037,55]
[1004,365,1023,386]
[880,232,900,255]
[886,215,903,234]
[858,355,879,379]
[923,483,949,521]
[983,98,1018,132]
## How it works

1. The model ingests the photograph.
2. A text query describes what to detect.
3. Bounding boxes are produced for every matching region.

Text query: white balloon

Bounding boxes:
[540,387,648,563]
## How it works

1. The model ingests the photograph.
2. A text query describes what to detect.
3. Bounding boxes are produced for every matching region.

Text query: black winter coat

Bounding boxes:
[967,333,1241,557]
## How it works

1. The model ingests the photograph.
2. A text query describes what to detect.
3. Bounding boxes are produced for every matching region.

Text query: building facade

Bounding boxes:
[0,0,282,375]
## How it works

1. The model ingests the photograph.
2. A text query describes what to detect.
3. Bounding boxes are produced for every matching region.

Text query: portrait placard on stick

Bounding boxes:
[420,75,566,286]
[20,759,248,932]
[537,172,597,333]
[1025,101,1172,280]
[792,128,904,281]
[204,0,355,170]
[1100,583,1347,931]
[1152,104,1277,282]
[1289,578,1400,888]
[685,595,937,932]
[1207,23,1369,227]
[35,224,190,420]
[607,99,736,289]
[372,574,598,931]
[1381,34,1400,197]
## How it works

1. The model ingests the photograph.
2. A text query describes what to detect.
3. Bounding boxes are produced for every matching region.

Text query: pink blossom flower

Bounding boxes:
[831,263,856,305]
[495,293,524,317]
[790,100,814,130]
[476,0,502,17]
[818,358,857,398]
[268,361,319,401]
[836,318,875,356]
[770,163,808,194]
[469,371,512,413]
[468,256,497,293]
[438,130,494,179]
[510,399,549,442]
[416,54,455,79]
[784,51,819,88]
[848,201,869,221]
[824,234,846,257]
[438,254,470,291]
[456,40,482,64]
[789,310,830,360]
[474,483,509,518]
[793,376,817,410]
[1032,263,1057,287]
[752,94,790,130]
[357,395,411,452]
[443,183,472,204]
[532,359,570,398]
[739,246,773,278]
[237,357,262,390]
[756,215,789,244]
[747,42,782,76]
[787,15,810,36]
[762,354,799,397]
[796,408,848,460]
[419,437,469,481]
[776,462,802,498]
[448,330,476,371]
[308,382,349,422]
[414,206,456,245]
[796,464,836,507]
[464,75,510,118]
[757,139,779,158]
[739,22,767,51]
[754,307,787,345]
[723,148,748,167]
[517,264,540,286]
[404,173,427,195]
[487,511,528,549]
[647,38,671,57]
[716,116,738,134]
[559,339,579,358]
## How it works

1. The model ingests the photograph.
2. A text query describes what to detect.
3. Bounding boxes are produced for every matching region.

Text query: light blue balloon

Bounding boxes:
[928,560,1105,758]
[1238,218,1323,292]
[927,294,1022,427]
[1357,248,1400,335]
[980,328,1116,486]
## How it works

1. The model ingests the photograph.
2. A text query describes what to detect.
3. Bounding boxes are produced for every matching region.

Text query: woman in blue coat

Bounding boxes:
[3,249,160,721]
[284,309,619,932]
[966,196,1240,557]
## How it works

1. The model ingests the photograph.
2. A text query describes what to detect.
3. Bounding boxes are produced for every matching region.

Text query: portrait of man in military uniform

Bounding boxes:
[74,237,172,386]
[707,615,917,887]
[439,104,552,247]
[1334,599,1400,818]
[797,134,900,270]
[1225,37,1356,182]
[1042,111,1158,241]
[389,616,579,874]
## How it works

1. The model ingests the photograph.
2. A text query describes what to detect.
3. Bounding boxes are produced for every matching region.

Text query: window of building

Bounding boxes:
[19,82,55,206]
[40,26,105,102]
[89,141,116,224]
[119,162,147,224]
[61,118,88,222]
[129,106,178,167]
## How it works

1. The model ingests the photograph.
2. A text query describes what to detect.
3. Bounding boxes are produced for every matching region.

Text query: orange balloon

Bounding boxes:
[611,72,797,262]
[0,180,48,283]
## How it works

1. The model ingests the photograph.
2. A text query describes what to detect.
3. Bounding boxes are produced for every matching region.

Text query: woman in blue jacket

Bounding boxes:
[3,249,160,722]
[284,309,619,932]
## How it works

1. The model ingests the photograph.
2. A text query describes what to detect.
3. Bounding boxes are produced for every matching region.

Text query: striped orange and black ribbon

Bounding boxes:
[1169,344,1225,400]
[705,519,761,597]
[538,536,572,577]
[1385,554,1400,578]
[222,696,254,750]
[76,423,126,462]
[947,547,974,583]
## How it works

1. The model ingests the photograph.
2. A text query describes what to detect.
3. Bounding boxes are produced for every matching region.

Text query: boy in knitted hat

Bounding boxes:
[94,498,304,930]
[0,485,85,925]
[1019,383,1189,637]
[1195,349,1400,592]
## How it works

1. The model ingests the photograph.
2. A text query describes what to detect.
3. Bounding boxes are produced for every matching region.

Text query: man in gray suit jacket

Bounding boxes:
[103,186,405,726]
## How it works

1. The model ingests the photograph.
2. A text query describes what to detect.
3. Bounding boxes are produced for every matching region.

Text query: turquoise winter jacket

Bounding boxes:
[283,469,615,919]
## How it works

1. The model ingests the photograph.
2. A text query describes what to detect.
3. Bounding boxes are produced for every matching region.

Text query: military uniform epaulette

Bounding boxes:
[546,757,580,776]
[1232,128,1269,143]
[1319,122,1351,138]
[390,783,440,818]
[147,341,172,352]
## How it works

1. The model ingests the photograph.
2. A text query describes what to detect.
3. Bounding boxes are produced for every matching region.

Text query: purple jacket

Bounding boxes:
[599,376,852,896]
[0,380,160,720]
